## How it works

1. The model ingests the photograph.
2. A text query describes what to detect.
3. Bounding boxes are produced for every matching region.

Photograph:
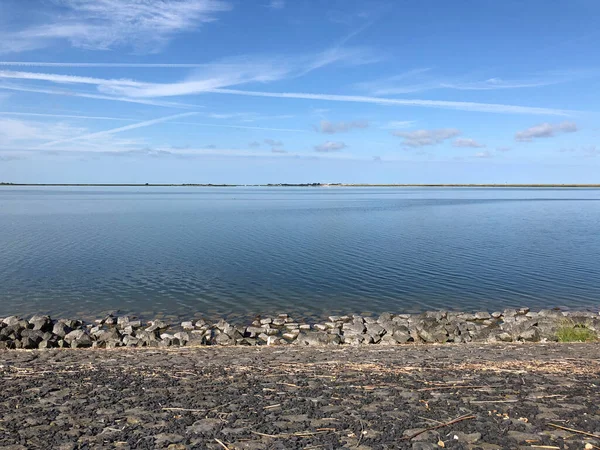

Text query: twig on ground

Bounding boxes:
[548,423,600,439]
[214,438,230,449]
[356,418,364,447]
[401,415,476,441]
[417,385,498,392]
[162,407,205,413]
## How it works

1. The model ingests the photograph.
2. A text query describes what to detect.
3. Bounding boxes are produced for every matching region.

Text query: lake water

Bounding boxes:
[1,186,599,321]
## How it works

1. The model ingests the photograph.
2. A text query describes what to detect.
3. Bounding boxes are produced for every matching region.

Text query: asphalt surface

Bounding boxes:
[1,343,600,449]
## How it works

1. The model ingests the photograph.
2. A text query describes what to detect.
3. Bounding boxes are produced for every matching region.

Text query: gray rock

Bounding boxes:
[2,316,21,327]
[29,315,52,332]
[295,332,331,346]
[365,323,386,336]
[145,320,167,332]
[63,329,85,343]
[260,318,272,325]
[214,333,234,346]
[342,321,365,335]
[474,311,491,320]
[313,323,329,331]
[491,311,502,318]
[187,418,221,434]
[174,332,190,343]
[495,332,513,342]
[364,316,377,324]
[519,327,540,342]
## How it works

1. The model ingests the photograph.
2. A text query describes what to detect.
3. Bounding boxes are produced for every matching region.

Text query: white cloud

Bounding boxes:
[314,141,347,152]
[515,121,578,142]
[267,0,285,9]
[318,120,368,134]
[474,151,493,158]
[381,120,416,130]
[358,69,594,95]
[0,117,86,145]
[208,89,571,116]
[0,84,197,109]
[393,129,460,147]
[38,112,197,148]
[0,0,232,54]
[453,138,485,148]
[0,69,572,116]
[264,139,283,147]
[0,111,134,121]
[0,62,210,68]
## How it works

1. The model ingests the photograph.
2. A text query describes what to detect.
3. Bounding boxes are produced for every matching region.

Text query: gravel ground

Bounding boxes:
[1,343,600,449]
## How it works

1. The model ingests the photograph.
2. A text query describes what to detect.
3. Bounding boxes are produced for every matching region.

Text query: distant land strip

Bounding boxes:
[1,182,600,188]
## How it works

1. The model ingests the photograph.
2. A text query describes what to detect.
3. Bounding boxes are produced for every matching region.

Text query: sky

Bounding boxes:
[0,0,599,184]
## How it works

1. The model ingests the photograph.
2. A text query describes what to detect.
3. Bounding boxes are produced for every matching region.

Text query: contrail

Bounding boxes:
[38,112,197,148]
[0,111,135,121]
[0,84,198,109]
[0,62,206,68]
[206,88,571,116]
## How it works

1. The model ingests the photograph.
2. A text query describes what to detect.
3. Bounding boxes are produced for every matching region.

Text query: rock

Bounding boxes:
[214,333,234,346]
[174,332,190,343]
[415,318,449,343]
[344,335,365,345]
[2,316,21,327]
[491,311,502,318]
[128,319,142,328]
[282,332,298,341]
[342,321,365,335]
[364,316,377,324]
[365,323,386,336]
[519,328,540,342]
[52,322,72,338]
[314,323,329,331]
[299,324,311,330]
[295,332,331,346]
[378,312,394,322]
[187,418,221,434]
[260,318,272,325]
[29,315,52,331]
[117,316,130,326]
[474,311,491,320]
[63,329,85,343]
[145,320,168,332]
[20,336,38,349]
[272,318,286,326]
[154,433,184,447]
[495,332,513,342]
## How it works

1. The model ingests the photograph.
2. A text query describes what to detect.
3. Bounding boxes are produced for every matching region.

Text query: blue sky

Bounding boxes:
[0,0,599,184]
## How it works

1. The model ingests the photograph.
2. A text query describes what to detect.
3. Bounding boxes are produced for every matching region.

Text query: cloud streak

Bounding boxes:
[393,129,461,147]
[38,112,197,148]
[515,121,578,142]
[0,84,198,109]
[318,119,368,134]
[314,141,347,152]
[0,0,232,54]
[208,89,571,116]
[453,138,485,148]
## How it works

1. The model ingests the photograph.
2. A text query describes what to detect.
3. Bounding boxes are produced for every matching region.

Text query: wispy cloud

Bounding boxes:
[474,151,493,158]
[264,139,283,147]
[358,69,596,95]
[453,138,485,148]
[0,111,135,121]
[0,84,198,109]
[0,69,572,116]
[0,117,86,145]
[393,129,461,147]
[0,0,232,54]
[314,141,347,152]
[318,120,368,134]
[208,89,571,116]
[515,121,578,142]
[380,120,416,130]
[497,147,511,152]
[0,62,214,68]
[38,112,197,148]
[249,141,261,148]
[267,0,285,9]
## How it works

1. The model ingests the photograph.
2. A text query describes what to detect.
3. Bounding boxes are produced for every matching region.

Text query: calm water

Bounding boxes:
[1,186,599,321]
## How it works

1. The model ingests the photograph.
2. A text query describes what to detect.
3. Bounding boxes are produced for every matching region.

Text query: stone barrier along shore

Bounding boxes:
[0,308,599,350]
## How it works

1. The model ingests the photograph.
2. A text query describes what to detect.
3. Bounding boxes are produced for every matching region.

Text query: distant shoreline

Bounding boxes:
[2,183,600,188]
